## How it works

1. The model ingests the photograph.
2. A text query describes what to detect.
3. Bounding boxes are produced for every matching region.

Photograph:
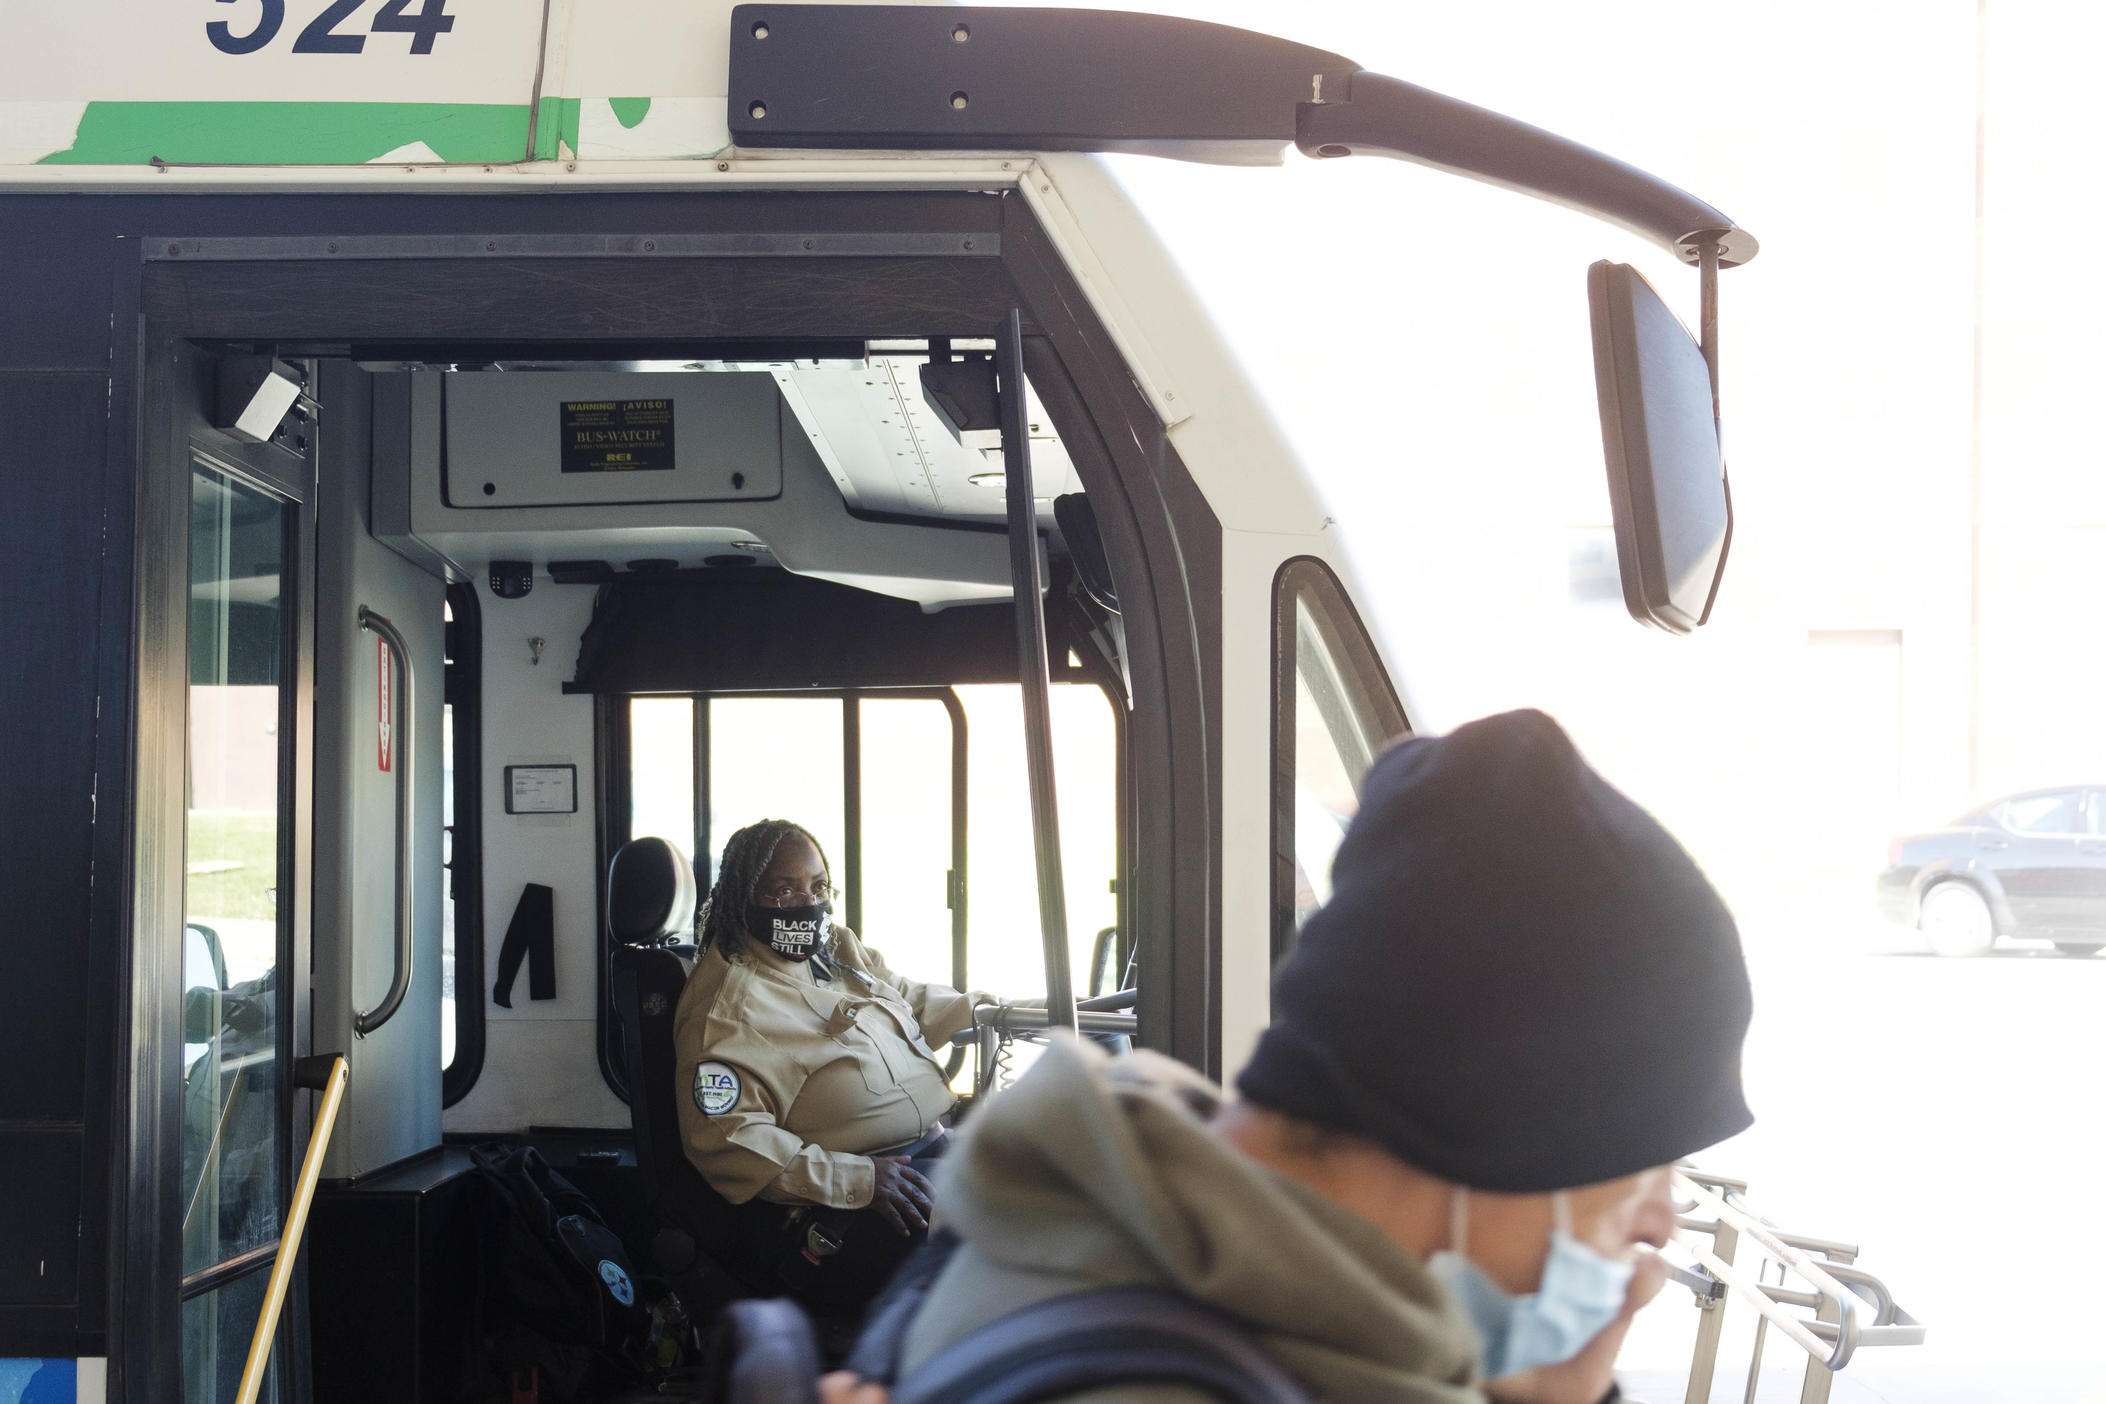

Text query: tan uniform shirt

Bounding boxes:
[673,924,988,1210]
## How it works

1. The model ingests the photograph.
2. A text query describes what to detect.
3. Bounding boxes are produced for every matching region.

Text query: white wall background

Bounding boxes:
[444,578,627,1133]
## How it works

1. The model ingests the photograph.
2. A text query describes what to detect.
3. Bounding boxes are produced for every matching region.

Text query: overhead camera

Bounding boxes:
[488,561,534,600]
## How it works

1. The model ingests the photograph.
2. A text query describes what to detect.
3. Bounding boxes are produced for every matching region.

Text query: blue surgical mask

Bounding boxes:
[1427,1189,1634,1378]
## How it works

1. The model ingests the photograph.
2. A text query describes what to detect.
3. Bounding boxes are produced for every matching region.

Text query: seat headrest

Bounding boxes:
[607,837,699,947]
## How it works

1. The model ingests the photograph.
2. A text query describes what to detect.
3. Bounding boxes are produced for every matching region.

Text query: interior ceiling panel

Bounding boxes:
[385,348,1079,525]
[777,352,1079,521]
[507,347,1084,521]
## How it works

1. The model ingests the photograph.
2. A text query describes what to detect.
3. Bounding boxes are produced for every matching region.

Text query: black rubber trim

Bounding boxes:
[441,580,487,1108]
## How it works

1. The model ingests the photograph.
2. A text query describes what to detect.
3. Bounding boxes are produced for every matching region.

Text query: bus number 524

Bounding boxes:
[208,0,455,57]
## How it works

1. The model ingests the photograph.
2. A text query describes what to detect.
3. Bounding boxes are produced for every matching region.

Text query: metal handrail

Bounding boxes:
[955,1000,1142,1100]
[991,1006,1137,1037]
[1671,1173,1925,1374]
[1816,1263,1906,1329]
[1685,1234,1856,1368]
[1718,1189,1923,1351]
[952,1004,1139,1042]
[1660,1257,1727,1304]
[354,606,415,1038]
[996,309,1076,1032]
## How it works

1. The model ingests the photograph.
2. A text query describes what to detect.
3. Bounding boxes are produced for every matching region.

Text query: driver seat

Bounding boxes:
[605,836,767,1289]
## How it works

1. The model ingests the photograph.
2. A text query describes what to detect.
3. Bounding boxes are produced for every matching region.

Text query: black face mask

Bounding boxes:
[746,902,831,962]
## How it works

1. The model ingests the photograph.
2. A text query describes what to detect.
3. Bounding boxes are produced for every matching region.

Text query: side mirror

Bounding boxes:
[1588,260,1731,633]
[185,921,230,993]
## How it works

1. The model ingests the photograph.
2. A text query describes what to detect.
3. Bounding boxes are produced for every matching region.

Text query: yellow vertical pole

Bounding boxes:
[235,1055,348,1404]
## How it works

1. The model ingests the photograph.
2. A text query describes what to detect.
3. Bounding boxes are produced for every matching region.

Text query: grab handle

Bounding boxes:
[354,607,415,1038]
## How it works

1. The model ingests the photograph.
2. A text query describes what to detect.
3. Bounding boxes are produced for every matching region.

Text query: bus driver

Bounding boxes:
[673,819,994,1305]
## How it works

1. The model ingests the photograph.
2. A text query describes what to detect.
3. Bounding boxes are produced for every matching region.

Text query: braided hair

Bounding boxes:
[700,818,831,956]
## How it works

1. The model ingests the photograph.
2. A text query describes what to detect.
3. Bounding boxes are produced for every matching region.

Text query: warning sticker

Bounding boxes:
[560,398,675,474]
[377,637,393,773]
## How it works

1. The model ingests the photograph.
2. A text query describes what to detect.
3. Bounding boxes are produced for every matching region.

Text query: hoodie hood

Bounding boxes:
[901,1039,1484,1403]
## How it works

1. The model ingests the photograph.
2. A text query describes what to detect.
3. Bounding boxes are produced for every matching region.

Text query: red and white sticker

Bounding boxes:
[377,637,393,773]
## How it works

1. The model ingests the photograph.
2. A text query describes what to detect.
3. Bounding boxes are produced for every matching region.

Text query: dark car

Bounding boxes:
[1877,787,2106,956]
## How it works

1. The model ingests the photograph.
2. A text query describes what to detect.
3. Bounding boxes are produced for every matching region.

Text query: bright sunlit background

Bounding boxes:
[1066,1,2098,1400]
[607,2,2100,1393]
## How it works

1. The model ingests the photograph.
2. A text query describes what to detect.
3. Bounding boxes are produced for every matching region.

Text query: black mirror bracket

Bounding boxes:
[1295,71,1757,270]
[726,8,1758,272]
[1689,236,1732,628]
[1694,237,1723,434]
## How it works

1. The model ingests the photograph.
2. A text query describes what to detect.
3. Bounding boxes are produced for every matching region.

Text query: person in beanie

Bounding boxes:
[825,709,1753,1404]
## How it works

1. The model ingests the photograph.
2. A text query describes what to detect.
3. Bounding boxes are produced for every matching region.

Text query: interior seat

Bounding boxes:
[606,836,771,1293]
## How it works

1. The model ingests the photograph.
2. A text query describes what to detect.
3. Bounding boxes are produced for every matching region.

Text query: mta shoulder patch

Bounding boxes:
[693,1060,740,1116]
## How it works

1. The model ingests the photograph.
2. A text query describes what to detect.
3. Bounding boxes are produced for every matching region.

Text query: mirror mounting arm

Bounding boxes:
[1696,238,1724,442]
[1296,71,1758,269]
[725,8,1756,268]
[1697,240,1722,430]
[1694,237,1733,629]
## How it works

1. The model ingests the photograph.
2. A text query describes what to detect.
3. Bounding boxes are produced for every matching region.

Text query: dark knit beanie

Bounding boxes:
[1237,709,1752,1193]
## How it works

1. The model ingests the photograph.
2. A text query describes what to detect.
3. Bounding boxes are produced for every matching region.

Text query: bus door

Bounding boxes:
[157,346,319,1403]
[306,361,445,1189]
[152,352,446,1400]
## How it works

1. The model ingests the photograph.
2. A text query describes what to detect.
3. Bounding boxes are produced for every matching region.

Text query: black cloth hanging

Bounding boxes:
[494,882,557,1007]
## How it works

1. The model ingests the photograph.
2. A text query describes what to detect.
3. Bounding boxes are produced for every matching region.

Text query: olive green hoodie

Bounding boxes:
[897,1038,1487,1403]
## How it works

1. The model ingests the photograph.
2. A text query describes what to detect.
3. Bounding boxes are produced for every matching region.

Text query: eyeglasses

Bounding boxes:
[754,879,835,907]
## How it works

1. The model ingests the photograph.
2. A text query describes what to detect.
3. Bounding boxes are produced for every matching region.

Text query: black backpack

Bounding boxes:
[470,1142,691,1399]
[702,1230,1309,1404]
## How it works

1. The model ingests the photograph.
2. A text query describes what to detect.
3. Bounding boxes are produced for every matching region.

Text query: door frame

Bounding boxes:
[122,330,318,1402]
[107,188,1221,1396]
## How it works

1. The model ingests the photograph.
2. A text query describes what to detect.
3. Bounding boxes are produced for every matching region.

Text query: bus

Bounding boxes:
[0,3,1914,1401]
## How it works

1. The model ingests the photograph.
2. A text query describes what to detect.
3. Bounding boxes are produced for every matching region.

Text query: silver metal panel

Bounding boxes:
[391,373,1029,610]
[369,375,459,582]
[777,354,1079,519]
[313,363,447,1181]
[444,371,783,510]
[783,361,943,514]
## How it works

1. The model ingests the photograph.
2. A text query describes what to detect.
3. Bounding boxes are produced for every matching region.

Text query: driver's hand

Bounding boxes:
[818,1372,889,1404]
[1483,1250,1669,1404]
[869,1156,934,1238]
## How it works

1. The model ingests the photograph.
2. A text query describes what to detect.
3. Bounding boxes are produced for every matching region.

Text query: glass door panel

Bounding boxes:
[181,465,290,1404]
[630,696,698,863]
[952,683,1118,1000]
[706,697,847,891]
[181,1270,278,1404]
[856,697,956,980]
[1271,560,1410,963]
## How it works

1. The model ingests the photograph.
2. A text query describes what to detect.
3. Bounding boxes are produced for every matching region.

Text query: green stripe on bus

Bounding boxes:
[38,99,588,165]
[530,97,583,162]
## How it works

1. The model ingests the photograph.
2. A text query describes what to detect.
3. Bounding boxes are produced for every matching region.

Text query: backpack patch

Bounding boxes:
[598,1258,635,1306]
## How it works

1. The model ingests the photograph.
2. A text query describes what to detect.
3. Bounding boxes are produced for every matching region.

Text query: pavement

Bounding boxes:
[1607,915,2106,1403]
